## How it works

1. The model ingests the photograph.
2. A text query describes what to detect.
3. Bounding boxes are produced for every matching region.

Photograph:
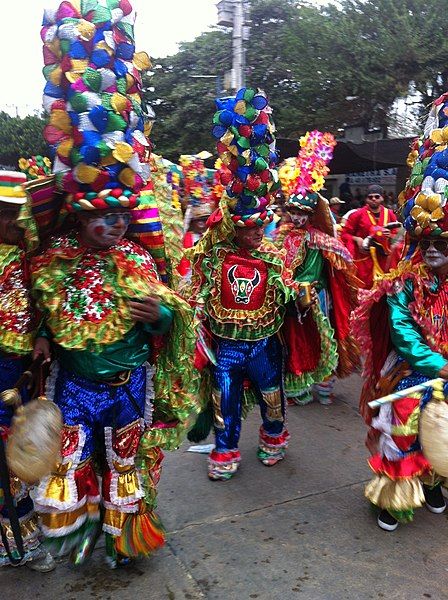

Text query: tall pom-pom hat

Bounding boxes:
[399,92,448,239]
[279,130,336,212]
[180,153,215,232]
[212,87,280,228]
[41,0,152,212]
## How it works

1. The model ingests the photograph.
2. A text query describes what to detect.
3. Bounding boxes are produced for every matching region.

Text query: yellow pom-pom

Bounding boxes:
[113,142,134,164]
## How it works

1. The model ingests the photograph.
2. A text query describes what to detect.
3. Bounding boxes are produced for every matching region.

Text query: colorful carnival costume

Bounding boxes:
[33,1,200,566]
[341,185,400,289]
[188,88,297,481]
[0,171,54,571]
[277,133,359,405]
[352,91,448,531]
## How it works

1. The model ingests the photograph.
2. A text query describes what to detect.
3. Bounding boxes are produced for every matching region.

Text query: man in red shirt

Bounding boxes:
[341,184,400,288]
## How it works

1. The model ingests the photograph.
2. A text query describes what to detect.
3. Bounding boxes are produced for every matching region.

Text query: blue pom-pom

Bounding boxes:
[80,144,100,165]
[114,59,128,78]
[44,81,63,98]
[70,41,88,59]
[116,42,135,61]
[91,49,110,68]
[252,94,268,110]
[236,166,250,182]
[212,125,228,139]
[89,105,109,133]
[218,110,234,127]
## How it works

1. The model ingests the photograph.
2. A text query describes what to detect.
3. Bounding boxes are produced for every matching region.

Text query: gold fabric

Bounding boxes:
[261,389,283,422]
[212,388,225,429]
[365,475,425,510]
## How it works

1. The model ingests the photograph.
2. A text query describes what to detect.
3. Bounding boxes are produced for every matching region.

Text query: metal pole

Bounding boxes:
[232,0,244,90]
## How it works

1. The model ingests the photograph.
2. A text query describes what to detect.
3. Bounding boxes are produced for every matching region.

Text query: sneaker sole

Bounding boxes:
[425,502,446,514]
[377,517,398,531]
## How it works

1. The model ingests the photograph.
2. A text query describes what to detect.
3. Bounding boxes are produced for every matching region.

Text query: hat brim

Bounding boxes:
[0,195,26,205]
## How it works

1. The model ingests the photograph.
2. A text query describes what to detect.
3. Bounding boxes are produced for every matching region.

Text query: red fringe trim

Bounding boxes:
[369,452,432,480]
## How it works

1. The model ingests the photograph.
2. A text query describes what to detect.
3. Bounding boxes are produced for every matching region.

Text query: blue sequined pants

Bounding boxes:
[212,336,285,451]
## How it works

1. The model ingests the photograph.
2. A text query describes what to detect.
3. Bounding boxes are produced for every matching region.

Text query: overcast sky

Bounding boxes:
[2,0,217,116]
[3,1,333,117]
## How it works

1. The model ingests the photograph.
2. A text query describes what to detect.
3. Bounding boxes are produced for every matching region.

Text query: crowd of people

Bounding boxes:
[1,0,448,578]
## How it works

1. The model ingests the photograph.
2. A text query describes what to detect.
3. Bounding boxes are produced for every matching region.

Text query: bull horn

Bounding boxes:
[228,264,237,284]
[251,269,260,288]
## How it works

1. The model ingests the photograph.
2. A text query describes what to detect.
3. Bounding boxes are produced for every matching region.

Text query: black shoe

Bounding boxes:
[423,484,446,514]
[377,509,398,531]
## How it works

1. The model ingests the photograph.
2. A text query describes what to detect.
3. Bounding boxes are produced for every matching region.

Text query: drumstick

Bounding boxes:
[368,377,445,408]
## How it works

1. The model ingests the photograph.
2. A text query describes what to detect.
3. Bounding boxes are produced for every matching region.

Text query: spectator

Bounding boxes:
[340,184,400,288]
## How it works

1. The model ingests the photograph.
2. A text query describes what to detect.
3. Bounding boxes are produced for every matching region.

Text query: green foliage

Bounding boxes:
[144,0,448,156]
[0,112,48,167]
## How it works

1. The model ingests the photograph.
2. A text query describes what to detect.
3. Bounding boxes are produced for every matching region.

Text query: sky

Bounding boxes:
[1,0,218,116]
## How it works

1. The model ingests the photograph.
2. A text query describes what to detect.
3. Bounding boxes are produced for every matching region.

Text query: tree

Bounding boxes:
[0,112,48,167]
[145,0,448,158]
[144,30,232,161]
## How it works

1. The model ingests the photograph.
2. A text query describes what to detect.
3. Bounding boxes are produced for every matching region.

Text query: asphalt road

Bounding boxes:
[3,374,448,599]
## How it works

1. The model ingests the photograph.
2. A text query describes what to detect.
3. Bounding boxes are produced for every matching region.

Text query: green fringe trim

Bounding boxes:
[389,508,414,523]
[43,519,100,557]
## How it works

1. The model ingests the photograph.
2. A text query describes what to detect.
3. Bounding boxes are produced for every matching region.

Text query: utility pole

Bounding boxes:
[232,0,244,90]
[217,0,250,93]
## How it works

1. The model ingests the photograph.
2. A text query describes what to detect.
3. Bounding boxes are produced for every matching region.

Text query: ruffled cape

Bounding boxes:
[351,259,438,424]
[32,233,202,451]
[0,244,35,355]
[277,224,360,380]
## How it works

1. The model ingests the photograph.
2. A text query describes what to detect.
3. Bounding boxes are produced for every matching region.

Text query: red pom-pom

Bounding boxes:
[260,169,271,183]
[217,142,228,155]
[73,127,84,146]
[246,175,260,191]
[238,125,252,137]
[253,112,269,125]
[60,54,72,74]
[119,0,133,15]
[232,180,244,194]
[220,169,233,185]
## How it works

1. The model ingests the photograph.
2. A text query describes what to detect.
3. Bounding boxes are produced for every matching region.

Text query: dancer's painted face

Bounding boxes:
[288,207,309,229]
[78,208,132,249]
[0,205,23,245]
[420,237,448,272]
[190,217,208,235]
[234,225,264,250]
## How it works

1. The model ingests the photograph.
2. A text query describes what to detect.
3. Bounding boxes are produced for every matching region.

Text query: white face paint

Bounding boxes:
[421,244,448,272]
[80,211,130,249]
[288,208,310,229]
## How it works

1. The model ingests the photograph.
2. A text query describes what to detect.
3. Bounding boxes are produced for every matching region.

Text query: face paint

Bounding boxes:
[81,213,129,249]
[421,238,448,272]
[94,225,105,236]
[288,208,309,229]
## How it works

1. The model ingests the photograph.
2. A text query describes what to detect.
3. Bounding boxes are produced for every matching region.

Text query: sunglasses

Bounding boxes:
[367,194,382,200]
[99,212,132,226]
[419,239,448,253]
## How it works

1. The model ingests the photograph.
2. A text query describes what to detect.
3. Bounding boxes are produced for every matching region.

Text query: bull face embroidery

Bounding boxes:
[227,264,261,304]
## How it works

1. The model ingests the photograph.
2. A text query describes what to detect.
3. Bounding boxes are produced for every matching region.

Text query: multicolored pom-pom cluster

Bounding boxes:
[399,92,448,237]
[18,156,52,181]
[279,131,336,209]
[179,154,212,207]
[212,87,279,227]
[41,0,151,211]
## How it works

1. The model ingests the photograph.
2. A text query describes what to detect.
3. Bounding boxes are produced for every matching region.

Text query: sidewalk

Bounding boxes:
[3,375,448,599]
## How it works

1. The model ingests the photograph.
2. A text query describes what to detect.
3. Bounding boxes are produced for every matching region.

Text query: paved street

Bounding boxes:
[3,375,448,599]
